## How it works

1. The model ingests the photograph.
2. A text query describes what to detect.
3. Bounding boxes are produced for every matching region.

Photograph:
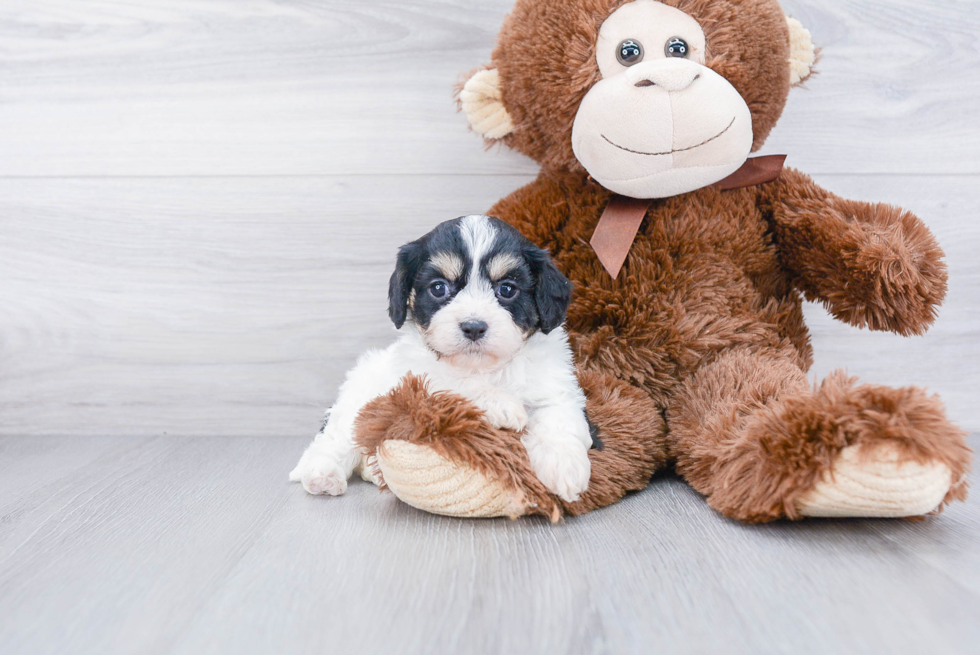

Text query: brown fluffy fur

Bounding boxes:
[357,0,971,521]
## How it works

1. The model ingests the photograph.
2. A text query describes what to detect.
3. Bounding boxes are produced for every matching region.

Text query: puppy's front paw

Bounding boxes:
[357,452,382,486]
[291,457,348,496]
[524,439,591,503]
[476,392,528,432]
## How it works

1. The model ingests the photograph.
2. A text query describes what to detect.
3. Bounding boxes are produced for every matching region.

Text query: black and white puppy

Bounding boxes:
[289,215,592,502]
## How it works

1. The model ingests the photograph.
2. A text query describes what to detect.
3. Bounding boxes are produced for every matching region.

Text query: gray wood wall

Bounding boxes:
[1,0,978,437]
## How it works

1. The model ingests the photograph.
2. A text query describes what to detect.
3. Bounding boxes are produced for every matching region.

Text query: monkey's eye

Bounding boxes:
[665,37,689,58]
[429,280,449,299]
[495,282,518,300]
[616,39,643,66]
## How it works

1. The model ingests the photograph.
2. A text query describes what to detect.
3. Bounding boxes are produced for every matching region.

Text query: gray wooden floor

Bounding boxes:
[1,1,979,653]
[1,434,978,655]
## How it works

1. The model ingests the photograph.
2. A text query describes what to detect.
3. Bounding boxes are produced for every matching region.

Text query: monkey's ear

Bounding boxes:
[459,68,514,139]
[786,17,816,86]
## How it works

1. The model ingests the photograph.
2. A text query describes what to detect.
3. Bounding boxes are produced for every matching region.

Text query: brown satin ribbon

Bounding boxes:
[712,154,787,191]
[589,195,652,280]
[589,155,786,279]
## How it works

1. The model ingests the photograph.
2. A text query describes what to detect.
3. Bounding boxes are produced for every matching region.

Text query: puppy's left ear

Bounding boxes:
[525,247,572,334]
[388,241,425,329]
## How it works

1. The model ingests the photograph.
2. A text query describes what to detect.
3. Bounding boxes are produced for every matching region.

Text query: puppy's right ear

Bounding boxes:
[388,242,425,329]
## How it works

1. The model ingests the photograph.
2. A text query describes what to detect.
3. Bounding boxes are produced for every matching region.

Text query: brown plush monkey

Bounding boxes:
[355,0,972,523]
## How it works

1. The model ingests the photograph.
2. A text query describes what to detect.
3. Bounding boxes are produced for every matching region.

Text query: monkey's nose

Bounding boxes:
[460,320,488,342]
[627,62,700,92]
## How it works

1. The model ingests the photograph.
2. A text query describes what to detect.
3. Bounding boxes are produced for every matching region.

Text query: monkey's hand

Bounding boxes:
[761,168,947,336]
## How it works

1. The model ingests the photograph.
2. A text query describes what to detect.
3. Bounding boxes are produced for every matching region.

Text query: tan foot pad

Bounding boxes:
[796,443,952,518]
[376,440,529,519]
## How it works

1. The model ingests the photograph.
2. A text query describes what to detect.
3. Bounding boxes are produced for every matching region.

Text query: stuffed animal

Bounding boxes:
[354,0,972,522]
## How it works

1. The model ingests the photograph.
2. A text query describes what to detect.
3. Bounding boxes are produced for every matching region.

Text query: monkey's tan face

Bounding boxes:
[571,0,754,199]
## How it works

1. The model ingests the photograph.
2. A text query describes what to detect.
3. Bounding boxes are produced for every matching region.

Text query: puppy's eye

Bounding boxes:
[429,280,449,299]
[664,37,689,58]
[495,282,518,300]
[616,39,643,66]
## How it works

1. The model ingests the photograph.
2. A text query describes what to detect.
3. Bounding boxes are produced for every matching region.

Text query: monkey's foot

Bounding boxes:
[796,442,954,518]
[376,440,544,519]
[354,374,561,521]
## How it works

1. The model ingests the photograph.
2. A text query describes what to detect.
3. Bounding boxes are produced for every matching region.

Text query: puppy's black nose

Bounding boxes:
[460,320,488,342]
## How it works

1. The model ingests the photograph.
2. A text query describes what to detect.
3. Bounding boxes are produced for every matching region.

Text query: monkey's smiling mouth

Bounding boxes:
[601,116,736,156]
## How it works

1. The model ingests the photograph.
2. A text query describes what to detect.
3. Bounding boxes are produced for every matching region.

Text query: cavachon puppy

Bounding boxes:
[289,215,594,502]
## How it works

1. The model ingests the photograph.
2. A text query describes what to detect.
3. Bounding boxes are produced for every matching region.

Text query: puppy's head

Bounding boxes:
[388,215,572,368]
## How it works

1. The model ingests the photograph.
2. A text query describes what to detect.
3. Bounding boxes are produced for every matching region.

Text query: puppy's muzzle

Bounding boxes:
[460,320,488,342]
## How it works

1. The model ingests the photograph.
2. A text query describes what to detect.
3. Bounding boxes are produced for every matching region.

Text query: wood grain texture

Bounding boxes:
[0,175,532,437]
[0,0,977,437]
[0,434,977,655]
[0,0,978,176]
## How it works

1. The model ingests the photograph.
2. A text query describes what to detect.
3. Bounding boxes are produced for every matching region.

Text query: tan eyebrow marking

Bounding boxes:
[486,253,522,280]
[429,252,463,280]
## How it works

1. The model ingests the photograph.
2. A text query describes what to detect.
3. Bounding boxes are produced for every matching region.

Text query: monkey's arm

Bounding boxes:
[760,168,947,336]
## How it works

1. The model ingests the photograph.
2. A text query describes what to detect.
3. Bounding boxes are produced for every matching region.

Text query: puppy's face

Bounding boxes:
[388,215,572,369]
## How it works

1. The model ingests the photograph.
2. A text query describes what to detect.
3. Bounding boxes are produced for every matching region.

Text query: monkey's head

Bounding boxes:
[460,0,815,199]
